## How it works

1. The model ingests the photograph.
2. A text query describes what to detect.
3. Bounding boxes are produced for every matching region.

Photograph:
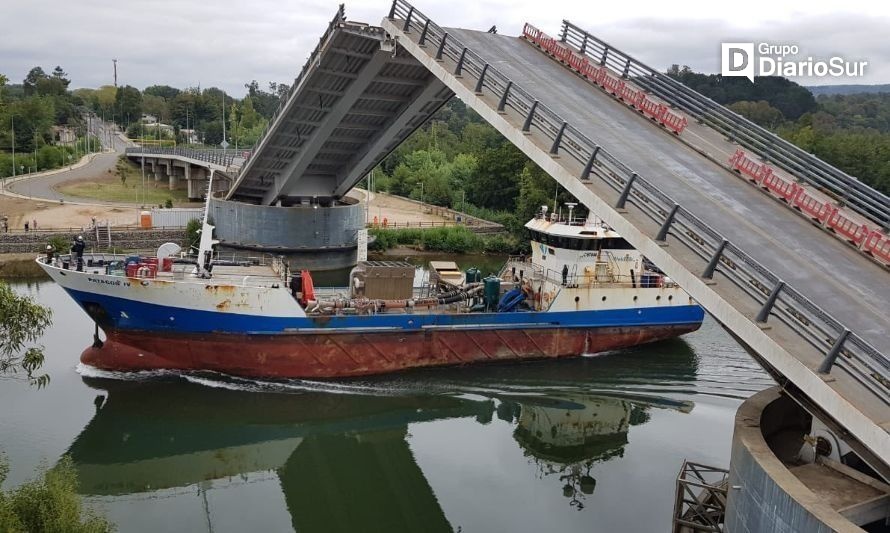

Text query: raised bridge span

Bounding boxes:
[127,0,889,485]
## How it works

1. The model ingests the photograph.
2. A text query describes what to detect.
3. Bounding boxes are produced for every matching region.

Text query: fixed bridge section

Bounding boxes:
[228,6,452,205]
[384,1,888,475]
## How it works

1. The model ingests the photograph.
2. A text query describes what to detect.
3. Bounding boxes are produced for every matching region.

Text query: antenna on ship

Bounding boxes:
[566,202,577,225]
[194,170,219,278]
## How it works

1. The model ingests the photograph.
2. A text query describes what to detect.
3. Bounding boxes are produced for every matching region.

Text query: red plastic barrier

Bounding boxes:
[619,84,645,107]
[762,174,800,202]
[581,62,602,82]
[862,230,885,254]
[660,110,688,134]
[729,149,774,184]
[567,51,587,72]
[523,23,543,43]
[551,41,571,62]
[639,97,666,121]
[602,74,624,95]
[827,211,868,246]
[868,236,890,264]
[793,191,833,222]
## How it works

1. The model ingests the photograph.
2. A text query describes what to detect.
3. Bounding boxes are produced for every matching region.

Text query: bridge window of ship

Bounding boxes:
[528,231,633,251]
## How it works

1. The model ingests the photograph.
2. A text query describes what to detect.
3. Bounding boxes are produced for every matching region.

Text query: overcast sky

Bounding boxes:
[3,0,888,96]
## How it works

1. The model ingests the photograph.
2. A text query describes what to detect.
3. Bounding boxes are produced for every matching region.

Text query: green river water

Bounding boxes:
[1,270,772,532]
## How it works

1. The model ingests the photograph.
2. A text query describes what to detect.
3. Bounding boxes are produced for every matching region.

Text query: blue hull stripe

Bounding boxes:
[65,288,705,335]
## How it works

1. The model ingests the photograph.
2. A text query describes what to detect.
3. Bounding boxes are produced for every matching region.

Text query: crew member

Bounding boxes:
[72,235,86,272]
[45,244,55,264]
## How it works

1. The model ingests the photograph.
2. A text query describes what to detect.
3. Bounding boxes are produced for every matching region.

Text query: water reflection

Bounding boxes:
[67,339,698,531]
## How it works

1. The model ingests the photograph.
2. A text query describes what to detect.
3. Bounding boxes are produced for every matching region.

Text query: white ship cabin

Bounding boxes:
[524,204,651,288]
[500,204,696,312]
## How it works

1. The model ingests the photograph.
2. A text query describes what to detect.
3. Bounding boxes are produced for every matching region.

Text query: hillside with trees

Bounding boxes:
[0,67,100,178]
[667,67,890,195]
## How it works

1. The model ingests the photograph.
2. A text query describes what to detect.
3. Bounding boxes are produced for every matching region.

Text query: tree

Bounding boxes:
[22,67,48,96]
[0,455,113,532]
[141,94,169,123]
[0,281,53,387]
[728,100,785,129]
[114,85,142,128]
[467,143,526,210]
[144,85,180,101]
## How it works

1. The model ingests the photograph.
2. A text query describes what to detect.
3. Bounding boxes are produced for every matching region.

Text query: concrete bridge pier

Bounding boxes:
[209,194,365,270]
[724,388,890,532]
[187,167,209,200]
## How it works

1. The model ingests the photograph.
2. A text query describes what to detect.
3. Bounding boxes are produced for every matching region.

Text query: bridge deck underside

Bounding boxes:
[446,28,889,354]
[229,24,452,204]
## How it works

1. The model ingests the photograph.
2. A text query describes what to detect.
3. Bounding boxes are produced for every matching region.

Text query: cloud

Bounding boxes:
[1,0,887,96]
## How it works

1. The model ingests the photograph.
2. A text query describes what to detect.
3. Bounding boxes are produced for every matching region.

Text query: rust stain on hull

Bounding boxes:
[81,324,700,379]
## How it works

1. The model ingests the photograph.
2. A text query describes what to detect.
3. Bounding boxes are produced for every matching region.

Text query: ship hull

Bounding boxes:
[83,323,700,379]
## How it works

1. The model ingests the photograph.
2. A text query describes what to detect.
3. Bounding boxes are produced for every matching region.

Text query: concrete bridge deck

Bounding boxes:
[445,28,890,354]
[381,3,888,475]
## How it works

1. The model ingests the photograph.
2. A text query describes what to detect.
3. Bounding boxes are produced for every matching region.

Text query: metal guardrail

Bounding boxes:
[125,147,244,167]
[558,21,890,230]
[388,0,889,403]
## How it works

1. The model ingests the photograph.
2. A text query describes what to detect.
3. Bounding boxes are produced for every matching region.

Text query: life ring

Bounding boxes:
[137,266,151,278]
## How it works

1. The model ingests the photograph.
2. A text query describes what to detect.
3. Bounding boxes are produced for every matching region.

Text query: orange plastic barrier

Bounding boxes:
[551,41,572,62]
[639,97,666,121]
[793,191,833,223]
[761,173,800,202]
[729,149,772,184]
[567,51,587,72]
[871,238,890,265]
[660,110,688,135]
[827,211,869,246]
[861,230,885,254]
[522,22,689,138]
[581,62,601,82]
[619,84,645,107]
[601,74,624,95]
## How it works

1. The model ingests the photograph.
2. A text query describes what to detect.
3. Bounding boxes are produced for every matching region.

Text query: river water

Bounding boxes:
[1,276,773,532]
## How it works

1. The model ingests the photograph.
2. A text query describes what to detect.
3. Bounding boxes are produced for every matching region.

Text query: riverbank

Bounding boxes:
[0,253,46,278]
[369,226,521,254]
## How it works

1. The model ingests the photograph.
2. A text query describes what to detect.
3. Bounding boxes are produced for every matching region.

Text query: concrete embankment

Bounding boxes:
[0,228,186,255]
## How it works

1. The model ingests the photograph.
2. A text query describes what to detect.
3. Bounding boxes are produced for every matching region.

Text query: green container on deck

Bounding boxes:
[465,267,482,284]
[483,276,501,311]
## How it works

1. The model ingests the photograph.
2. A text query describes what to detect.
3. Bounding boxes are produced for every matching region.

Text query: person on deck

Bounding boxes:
[72,235,86,272]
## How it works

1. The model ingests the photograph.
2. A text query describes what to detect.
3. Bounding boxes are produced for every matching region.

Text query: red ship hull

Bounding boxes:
[82,324,701,379]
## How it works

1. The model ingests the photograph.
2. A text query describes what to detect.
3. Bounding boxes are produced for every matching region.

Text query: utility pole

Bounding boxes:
[10,115,15,178]
[112,59,118,88]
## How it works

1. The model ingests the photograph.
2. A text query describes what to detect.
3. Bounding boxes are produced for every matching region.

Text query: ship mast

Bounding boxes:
[195,170,219,278]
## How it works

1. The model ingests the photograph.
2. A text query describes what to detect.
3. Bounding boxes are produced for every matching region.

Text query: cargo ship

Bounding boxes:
[38,201,703,378]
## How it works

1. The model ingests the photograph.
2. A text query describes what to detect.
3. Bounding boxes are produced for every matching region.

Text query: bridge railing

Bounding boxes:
[125,147,246,168]
[236,3,348,187]
[388,0,889,403]
[559,21,890,230]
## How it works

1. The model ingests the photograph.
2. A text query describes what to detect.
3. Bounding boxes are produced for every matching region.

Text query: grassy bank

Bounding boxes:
[0,254,48,278]
[56,156,192,206]
[369,226,523,254]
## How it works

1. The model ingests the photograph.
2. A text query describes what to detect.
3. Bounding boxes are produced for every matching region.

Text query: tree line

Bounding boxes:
[73,80,288,149]
[668,66,890,194]
[0,67,102,178]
